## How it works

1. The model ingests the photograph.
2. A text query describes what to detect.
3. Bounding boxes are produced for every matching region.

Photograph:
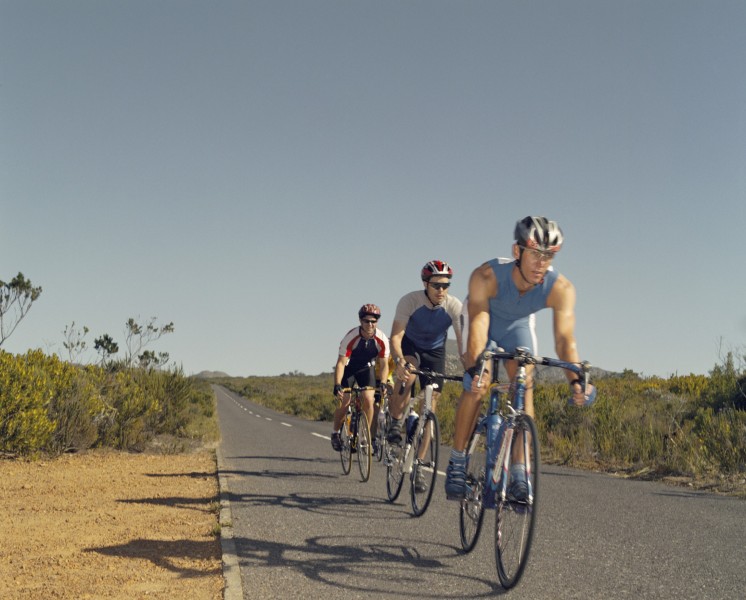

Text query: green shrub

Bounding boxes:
[48,365,106,453]
[0,350,58,455]
[0,349,219,456]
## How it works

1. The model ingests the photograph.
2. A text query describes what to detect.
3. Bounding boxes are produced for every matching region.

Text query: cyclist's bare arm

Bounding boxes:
[547,275,582,380]
[464,263,497,369]
[334,355,348,399]
[389,319,406,363]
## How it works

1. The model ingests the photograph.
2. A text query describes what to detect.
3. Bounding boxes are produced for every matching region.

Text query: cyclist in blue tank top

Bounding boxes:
[445,216,597,500]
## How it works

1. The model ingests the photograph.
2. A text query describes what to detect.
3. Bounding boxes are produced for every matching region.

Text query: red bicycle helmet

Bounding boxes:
[421,260,453,281]
[358,304,381,319]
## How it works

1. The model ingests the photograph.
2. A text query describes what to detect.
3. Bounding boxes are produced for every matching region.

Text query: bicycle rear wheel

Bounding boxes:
[460,428,487,552]
[356,411,372,482]
[495,414,539,589]
[410,412,440,517]
[339,414,352,475]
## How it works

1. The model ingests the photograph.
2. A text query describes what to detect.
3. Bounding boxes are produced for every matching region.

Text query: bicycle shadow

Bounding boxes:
[223,489,415,521]
[234,533,505,598]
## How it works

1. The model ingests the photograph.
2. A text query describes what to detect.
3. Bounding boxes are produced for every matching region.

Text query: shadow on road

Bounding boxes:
[233,533,505,598]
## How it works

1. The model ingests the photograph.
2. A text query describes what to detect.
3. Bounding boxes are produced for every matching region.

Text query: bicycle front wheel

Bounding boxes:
[339,415,352,475]
[495,414,539,589]
[374,430,384,462]
[356,411,372,482]
[374,413,388,462]
[460,428,487,552]
[386,444,405,502]
[410,412,440,517]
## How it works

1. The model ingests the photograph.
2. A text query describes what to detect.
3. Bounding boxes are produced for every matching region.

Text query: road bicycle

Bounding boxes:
[339,385,372,482]
[385,367,463,517]
[459,346,592,589]
[373,386,390,463]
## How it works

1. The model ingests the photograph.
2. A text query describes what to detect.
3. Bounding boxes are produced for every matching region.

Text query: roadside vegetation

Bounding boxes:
[0,272,217,457]
[0,349,218,456]
[212,354,746,497]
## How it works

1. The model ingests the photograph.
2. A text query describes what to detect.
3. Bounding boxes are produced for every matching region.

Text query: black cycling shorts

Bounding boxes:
[342,360,376,389]
[401,335,446,392]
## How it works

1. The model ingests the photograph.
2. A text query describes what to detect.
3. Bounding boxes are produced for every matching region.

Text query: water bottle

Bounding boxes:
[377,409,386,436]
[349,410,358,433]
[406,410,419,444]
[484,413,503,508]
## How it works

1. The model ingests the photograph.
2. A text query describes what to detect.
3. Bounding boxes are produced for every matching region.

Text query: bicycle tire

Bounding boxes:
[495,414,539,589]
[339,413,352,475]
[386,444,406,502]
[356,411,372,482]
[374,412,387,462]
[374,430,384,462]
[410,412,440,517]
[460,428,487,552]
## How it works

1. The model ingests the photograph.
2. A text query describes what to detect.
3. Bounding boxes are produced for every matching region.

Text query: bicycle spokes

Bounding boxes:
[410,412,440,517]
[494,415,539,589]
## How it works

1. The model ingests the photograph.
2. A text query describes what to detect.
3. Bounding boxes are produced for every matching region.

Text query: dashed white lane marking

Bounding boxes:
[228,395,454,474]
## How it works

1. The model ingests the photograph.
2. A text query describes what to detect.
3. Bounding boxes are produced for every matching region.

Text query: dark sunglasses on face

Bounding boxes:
[428,282,450,290]
[361,318,378,325]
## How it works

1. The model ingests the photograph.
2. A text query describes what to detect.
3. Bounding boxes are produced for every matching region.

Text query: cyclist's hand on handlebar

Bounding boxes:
[568,380,597,407]
[333,383,343,399]
[395,361,411,381]
[463,360,485,392]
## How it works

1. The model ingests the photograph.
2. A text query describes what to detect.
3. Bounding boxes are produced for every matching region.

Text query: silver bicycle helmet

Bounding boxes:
[514,216,564,252]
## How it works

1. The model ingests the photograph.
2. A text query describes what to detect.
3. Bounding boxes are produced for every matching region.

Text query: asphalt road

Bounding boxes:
[215,385,746,599]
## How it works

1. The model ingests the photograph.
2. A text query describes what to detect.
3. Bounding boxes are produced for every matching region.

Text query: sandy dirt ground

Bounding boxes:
[0,449,223,600]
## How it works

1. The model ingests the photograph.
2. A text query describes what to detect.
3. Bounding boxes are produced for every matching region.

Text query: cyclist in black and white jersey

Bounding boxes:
[331,304,390,451]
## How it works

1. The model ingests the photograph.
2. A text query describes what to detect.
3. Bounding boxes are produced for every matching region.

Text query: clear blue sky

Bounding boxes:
[2,1,744,378]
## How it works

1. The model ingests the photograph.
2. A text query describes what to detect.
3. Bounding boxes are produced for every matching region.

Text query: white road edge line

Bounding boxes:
[216,445,244,600]
[311,432,329,440]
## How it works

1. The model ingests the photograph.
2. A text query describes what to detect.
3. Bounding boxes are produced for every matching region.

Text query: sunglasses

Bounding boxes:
[428,282,451,290]
[520,246,556,262]
[361,318,378,325]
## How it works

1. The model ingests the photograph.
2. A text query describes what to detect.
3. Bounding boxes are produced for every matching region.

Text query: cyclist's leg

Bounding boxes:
[502,316,538,418]
[415,346,444,458]
[361,388,376,432]
[333,392,351,427]
[332,392,351,450]
[352,366,377,431]
[447,336,498,500]
[452,361,491,452]
[446,363,491,499]
[388,337,419,443]
[501,324,537,494]
[389,357,417,419]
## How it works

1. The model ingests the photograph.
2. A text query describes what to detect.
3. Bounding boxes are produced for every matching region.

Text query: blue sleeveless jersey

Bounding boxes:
[487,258,558,350]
